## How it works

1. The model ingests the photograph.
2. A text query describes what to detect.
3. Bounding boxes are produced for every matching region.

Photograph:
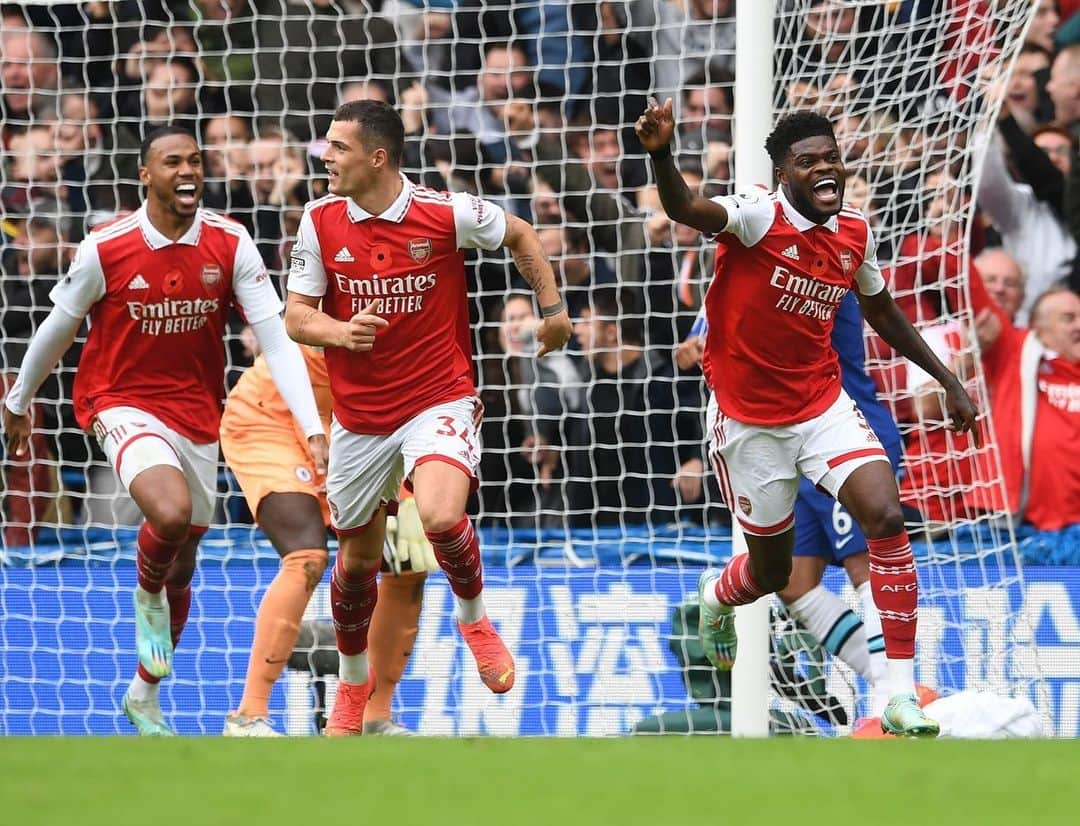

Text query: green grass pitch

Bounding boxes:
[1,738,1075,826]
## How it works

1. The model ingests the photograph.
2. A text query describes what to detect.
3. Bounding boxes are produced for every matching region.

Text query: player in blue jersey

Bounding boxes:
[679,290,898,717]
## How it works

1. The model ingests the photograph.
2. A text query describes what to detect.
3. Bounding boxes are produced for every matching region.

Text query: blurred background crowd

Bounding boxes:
[1,0,1078,552]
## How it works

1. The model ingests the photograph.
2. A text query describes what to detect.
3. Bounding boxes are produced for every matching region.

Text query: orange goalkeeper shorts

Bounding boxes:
[220,410,330,527]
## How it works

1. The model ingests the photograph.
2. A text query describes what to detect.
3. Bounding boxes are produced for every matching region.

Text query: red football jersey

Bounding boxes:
[701,187,885,426]
[49,206,282,443]
[288,173,506,434]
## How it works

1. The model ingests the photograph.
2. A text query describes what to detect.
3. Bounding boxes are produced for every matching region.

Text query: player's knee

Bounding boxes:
[861,502,905,540]
[419,507,464,536]
[148,502,192,541]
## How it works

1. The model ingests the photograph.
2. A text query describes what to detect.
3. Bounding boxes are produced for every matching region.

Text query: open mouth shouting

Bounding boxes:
[175,182,199,209]
[811,175,842,209]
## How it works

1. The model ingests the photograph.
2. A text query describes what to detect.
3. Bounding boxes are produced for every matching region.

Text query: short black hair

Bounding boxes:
[764,111,836,165]
[333,99,405,168]
[140,125,198,164]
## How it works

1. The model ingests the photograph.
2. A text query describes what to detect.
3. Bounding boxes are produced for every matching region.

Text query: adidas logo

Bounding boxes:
[128,274,149,290]
[780,244,800,261]
[334,247,355,263]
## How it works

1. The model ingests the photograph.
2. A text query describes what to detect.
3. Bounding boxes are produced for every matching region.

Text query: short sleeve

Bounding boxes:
[232,231,284,324]
[451,191,507,251]
[708,187,775,246]
[854,219,886,296]
[48,236,106,318]
[286,209,327,297]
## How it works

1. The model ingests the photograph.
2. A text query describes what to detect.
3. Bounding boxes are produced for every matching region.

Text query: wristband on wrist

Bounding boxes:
[648,145,672,161]
[540,299,566,318]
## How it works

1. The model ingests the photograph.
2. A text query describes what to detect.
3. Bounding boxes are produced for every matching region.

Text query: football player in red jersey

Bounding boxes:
[2,126,325,736]
[285,100,571,735]
[637,100,978,737]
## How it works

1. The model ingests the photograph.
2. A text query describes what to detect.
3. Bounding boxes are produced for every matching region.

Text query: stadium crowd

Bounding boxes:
[1,0,1079,551]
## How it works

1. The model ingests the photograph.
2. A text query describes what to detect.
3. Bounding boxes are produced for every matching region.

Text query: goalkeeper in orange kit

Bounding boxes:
[220,343,434,736]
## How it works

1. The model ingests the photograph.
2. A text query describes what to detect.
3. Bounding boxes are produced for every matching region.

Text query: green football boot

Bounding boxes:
[122,691,175,737]
[697,568,738,670]
[133,588,172,679]
[880,693,940,738]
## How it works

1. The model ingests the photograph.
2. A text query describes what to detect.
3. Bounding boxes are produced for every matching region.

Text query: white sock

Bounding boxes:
[128,673,159,703]
[339,652,369,684]
[456,595,486,625]
[787,585,870,679]
[134,585,165,607]
[887,657,916,698]
[856,581,890,714]
[701,574,722,610]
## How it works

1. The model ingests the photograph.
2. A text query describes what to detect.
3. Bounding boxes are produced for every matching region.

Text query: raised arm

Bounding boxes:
[501,213,572,357]
[857,287,980,445]
[635,97,730,235]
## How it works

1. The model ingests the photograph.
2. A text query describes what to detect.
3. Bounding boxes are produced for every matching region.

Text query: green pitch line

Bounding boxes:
[0,737,1075,826]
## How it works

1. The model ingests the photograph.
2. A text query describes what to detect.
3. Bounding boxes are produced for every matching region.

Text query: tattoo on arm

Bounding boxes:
[512,251,544,293]
[296,307,319,342]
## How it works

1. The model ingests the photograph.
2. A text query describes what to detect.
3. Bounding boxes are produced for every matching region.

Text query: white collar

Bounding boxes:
[777,186,839,233]
[137,203,204,249]
[345,173,414,223]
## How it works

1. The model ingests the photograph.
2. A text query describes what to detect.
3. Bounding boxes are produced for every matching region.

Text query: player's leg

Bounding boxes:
[227,492,328,736]
[406,397,514,694]
[324,518,385,736]
[321,420,401,735]
[698,399,800,669]
[801,393,937,736]
[364,570,426,734]
[411,459,515,693]
[840,551,890,715]
[91,408,193,733]
[779,484,887,713]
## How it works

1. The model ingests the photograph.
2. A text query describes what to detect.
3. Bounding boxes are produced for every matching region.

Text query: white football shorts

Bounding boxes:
[91,406,218,527]
[326,396,481,534]
[707,389,889,536]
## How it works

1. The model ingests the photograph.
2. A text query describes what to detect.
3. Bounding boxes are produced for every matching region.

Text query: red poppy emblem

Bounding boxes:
[370,244,392,271]
[162,270,184,296]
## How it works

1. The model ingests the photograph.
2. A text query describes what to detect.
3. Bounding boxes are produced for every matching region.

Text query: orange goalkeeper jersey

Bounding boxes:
[224,344,332,441]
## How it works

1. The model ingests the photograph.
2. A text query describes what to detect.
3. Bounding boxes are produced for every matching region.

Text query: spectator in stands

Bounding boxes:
[977,120,1075,324]
[0,26,60,141]
[1026,0,1062,53]
[628,0,735,108]
[972,287,1080,531]
[201,114,254,217]
[139,57,201,136]
[254,0,398,140]
[477,294,582,526]
[247,126,309,270]
[1003,45,1053,133]
[0,209,73,548]
[678,67,733,164]
[427,42,535,167]
[537,225,617,317]
[977,247,1027,322]
[54,89,141,228]
[564,287,704,527]
[1046,43,1080,137]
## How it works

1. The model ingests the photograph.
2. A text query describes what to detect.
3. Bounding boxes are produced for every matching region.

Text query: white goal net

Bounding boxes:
[0,0,1049,736]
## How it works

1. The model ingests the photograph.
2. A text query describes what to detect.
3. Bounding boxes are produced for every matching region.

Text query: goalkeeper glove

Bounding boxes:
[384,497,440,574]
